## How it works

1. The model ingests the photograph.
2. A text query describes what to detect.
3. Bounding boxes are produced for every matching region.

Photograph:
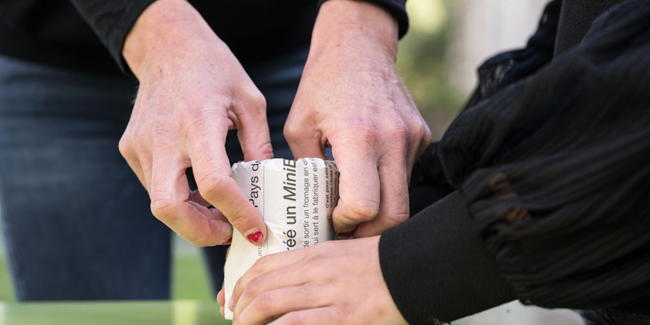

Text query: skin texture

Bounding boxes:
[221,236,408,325]
[120,0,430,245]
[121,0,269,246]
[287,0,432,239]
[121,0,427,321]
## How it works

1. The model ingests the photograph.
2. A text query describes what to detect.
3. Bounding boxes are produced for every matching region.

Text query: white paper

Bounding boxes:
[224,158,339,319]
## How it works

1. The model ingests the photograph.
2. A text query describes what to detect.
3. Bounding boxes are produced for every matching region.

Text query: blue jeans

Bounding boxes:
[0,50,305,300]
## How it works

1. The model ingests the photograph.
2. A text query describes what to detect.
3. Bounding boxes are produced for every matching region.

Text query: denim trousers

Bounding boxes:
[0,50,305,301]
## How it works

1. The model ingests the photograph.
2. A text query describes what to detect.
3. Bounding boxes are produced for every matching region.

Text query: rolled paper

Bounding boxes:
[223,158,339,320]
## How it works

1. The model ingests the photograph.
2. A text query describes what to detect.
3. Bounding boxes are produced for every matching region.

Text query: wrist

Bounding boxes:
[123,0,222,79]
[311,0,399,62]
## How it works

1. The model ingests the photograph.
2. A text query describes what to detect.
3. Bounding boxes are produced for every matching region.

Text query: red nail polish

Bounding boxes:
[222,237,232,245]
[246,231,264,244]
[337,231,353,239]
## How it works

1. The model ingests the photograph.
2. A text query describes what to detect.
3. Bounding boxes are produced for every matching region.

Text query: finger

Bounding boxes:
[268,307,338,325]
[353,150,409,238]
[230,249,309,313]
[218,281,226,307]
[189,189,211,207]
[235,286,330,325]
[329,138,380,238]
[233,91,274,161]
[149,154,233,247]
[119,127,153,190]
[189,124,267,246]
[119,98,153,190]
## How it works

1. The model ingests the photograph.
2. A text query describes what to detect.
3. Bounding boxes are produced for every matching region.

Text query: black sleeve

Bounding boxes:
[380,192,516,324]
[68,0,156,74]
[381,1,650,323]
[438,0,650,317]
[317,0,408,39]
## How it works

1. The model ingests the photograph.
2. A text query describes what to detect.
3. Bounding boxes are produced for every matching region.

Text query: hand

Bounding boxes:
[284,0,432,239]
[119,0,269,247]
[225,237,407,325]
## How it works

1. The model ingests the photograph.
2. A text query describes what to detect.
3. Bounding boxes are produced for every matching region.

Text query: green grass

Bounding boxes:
[0,257,15,301]
[0,253,213,302]
[172,255,213,301]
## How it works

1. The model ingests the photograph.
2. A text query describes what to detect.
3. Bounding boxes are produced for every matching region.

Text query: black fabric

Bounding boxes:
[439,0,650,315]
[408,142,454,215]
[382,0,650,324]
[0,0,407,76]
[380,192,516,325]
[0,0,320,75]
[555,0,625,55]
[464,0,560,109]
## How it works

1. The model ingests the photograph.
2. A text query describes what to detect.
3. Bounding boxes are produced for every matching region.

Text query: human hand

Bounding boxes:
[119,0,269,247]
[224,237,406,325]
[284,0,432,239]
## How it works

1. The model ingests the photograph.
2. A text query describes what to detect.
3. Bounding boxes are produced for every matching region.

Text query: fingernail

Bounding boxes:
[245,229,264,245]
[227,295,235,311]
[221,237,232,245]
[220,306,224,316]
[337,231,353,239]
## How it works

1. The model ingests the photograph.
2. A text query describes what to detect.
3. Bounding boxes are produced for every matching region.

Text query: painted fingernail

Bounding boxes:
[221,237,232,245]
[337,231,353,239]
[245,229,264,245]
[227,295,235,311]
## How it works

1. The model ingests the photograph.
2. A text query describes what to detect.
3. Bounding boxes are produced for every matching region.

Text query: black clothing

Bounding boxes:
[0,0,407,76]
[383,0,650,324]
[555,0,625,55]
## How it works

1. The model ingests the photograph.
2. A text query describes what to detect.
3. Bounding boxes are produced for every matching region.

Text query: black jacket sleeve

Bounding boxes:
[317,0,409,38]
[380,192,516,324]
[68,0,156,74]
[381,1,650,323]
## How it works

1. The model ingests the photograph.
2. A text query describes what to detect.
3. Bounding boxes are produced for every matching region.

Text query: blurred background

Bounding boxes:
[0,0,548,302]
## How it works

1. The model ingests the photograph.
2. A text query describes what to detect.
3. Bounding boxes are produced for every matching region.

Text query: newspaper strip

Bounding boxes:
[224,158,339,319]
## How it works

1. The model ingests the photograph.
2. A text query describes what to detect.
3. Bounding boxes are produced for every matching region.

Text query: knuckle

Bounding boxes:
[197,173,228,199]
[304,256,330,275]
[345,200,380,222]
[411,123,427,141]
[385,212,410,227]
[283,122,302,142]
[191,233,212,248]
[118,135,133,157]
[249,90,266,110]
[422,126,433,144]
[252,255,272,273]
[252,292,275,313]
[246,277,264,297]
[338,304,355,324]
[385,120,409,139]
[150,197,177,221]
[283,312,307,325]
[351,125,380,144]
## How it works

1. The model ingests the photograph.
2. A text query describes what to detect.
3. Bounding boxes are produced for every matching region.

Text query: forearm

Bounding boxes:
[317,0,408,39]
[123,0,225,79]
[311,1,398,62]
